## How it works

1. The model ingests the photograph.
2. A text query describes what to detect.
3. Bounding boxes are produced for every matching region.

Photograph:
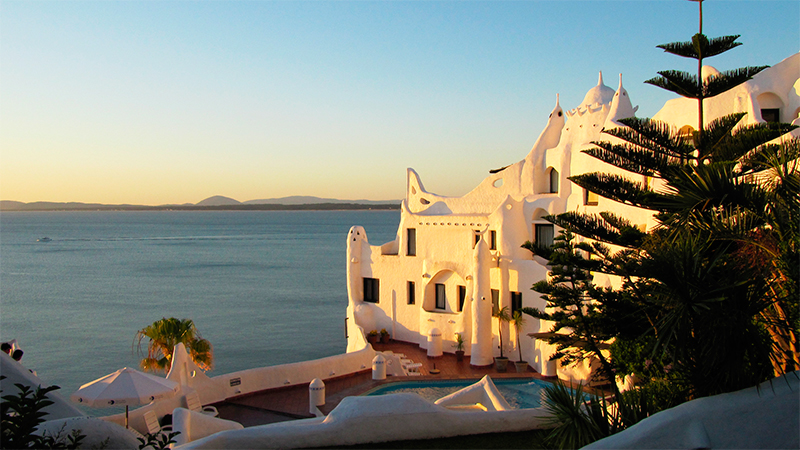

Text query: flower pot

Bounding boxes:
[380,334,390,344]
[514,360,528,373]
[455,350,465,361]
[494,356,509,372]
[367,335,379,345]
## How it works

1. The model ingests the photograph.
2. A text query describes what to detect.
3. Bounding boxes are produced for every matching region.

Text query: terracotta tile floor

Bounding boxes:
[212,340,558,426]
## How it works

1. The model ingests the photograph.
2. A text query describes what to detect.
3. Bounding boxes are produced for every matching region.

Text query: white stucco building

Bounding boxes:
[345,53,800,382]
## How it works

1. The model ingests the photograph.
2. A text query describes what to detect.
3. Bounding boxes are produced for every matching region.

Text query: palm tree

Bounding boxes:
[492,306,511,359]
[511,310,527,363]
[135,317,213,373]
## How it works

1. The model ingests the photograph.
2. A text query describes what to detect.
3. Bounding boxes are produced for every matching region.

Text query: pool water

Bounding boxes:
[364,378,554,409]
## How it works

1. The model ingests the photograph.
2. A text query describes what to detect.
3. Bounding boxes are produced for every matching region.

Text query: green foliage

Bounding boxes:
[1,379,85,449]
[511,311,527,362]
[492,306,511,358]
[540,382,618,449]
[529,2,799,446]
[537,0,799,399]
[137,430,180,450]
[453,332,465,352]
[523,230,621,394]
[135,317,213,373]
[540,378,690,450]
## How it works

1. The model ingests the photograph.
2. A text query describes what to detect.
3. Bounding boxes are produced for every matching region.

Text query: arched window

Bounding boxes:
[548,168,559,193]
[757,92,784,123]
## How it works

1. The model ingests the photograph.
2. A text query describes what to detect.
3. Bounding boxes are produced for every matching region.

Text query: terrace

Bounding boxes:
[211,340,558,427]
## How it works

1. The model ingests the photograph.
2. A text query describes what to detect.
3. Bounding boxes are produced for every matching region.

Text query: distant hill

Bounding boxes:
[0,196,400,211]
[245,196,399,205]
[196,195,242,206]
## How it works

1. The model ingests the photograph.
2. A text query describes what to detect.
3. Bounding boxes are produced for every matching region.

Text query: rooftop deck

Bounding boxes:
[211,340,557,427]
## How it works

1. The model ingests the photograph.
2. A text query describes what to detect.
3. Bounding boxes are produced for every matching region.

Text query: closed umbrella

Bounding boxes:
[71,367,179,428]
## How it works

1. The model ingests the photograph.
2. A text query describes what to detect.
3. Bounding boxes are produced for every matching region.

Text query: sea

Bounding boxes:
[0,210,400,411]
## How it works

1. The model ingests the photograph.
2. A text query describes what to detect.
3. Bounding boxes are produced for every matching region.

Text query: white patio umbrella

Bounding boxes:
[71,367,179,428]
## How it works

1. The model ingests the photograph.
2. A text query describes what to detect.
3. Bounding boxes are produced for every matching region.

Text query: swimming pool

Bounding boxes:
[364,378,554,409]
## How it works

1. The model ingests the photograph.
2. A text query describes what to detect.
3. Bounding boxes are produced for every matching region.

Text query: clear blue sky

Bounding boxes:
[1,0,797,204]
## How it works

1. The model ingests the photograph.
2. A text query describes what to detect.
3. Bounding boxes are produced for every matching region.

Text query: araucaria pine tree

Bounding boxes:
[529,0,798,399]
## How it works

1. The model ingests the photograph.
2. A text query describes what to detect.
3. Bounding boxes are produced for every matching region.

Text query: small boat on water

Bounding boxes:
[37,237,52,242]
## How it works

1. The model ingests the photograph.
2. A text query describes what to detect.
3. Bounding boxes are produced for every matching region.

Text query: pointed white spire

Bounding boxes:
[605,73,637,129]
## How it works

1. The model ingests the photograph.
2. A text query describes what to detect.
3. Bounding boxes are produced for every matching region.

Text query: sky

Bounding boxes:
[1,0,798,205]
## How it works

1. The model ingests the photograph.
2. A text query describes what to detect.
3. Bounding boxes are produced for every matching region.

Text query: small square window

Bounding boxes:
[761,108,780,123]
[363,278,379,303]
[585,189,599,206]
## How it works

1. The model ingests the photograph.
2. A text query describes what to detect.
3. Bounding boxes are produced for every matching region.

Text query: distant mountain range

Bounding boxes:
[0,196,400,211]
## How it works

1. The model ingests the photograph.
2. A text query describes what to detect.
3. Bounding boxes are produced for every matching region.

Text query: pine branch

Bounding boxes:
[605,118,695,158]
[695,113,747,160]
[569,173,665,210]
[546,212,625,246]
[656,35,742,60]
[645,70,699,98]
[704,66,769,98]
[713,122,798,163]
[583,143,667,177]
[598,211,635,231]
[702,35,744,58]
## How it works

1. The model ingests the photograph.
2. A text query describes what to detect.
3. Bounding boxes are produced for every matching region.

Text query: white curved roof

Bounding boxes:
[581,72,616,107]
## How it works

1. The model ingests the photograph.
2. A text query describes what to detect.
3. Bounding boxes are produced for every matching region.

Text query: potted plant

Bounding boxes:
[511,310,528,373]
[367,330,379,345]
[453,332,465,361]
[493,306,510,372]
[380,328,390,344]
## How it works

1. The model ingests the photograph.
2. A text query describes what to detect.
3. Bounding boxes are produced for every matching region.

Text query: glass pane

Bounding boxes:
[436,283,446,309]
[536,224,554,248]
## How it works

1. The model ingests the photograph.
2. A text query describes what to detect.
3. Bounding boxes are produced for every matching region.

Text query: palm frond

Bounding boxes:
[655,163,768,218]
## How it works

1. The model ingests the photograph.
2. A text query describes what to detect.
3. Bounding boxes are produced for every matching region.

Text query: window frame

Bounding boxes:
[511,291,522,315]
[435,283,447,310]
[549,168,559,193]
[584,189,599,206]
[761,108,780,123]
[534,223,555,249]
[491,289,500,315]
[407,228,417,256]
[363,277,379,303]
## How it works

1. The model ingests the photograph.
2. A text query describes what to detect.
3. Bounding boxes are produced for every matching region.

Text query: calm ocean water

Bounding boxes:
[0,210,399,406]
